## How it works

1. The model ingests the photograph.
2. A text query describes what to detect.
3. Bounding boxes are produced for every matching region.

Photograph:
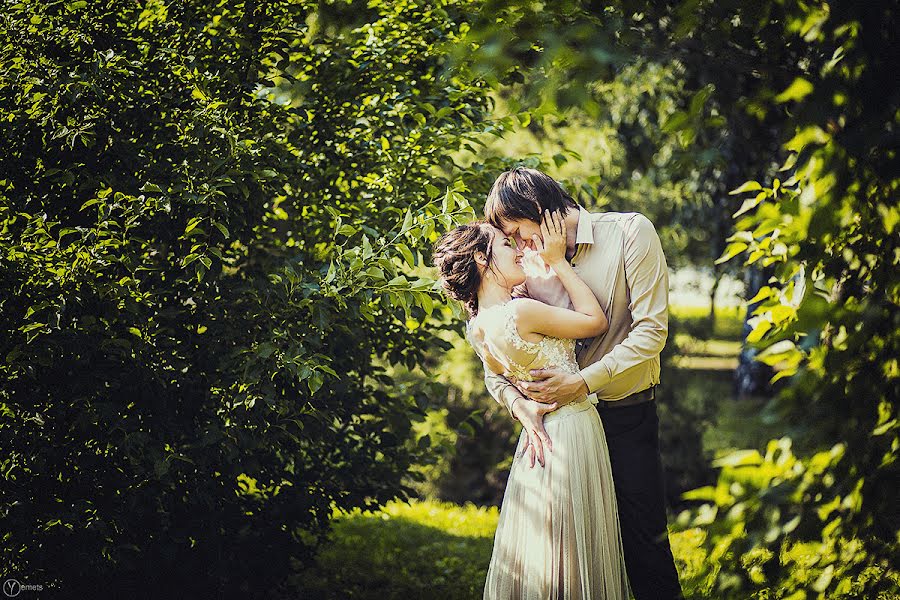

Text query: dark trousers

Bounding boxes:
[597,400,683,600]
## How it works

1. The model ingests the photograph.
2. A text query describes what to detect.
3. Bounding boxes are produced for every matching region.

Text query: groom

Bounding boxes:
[482,167,683,599]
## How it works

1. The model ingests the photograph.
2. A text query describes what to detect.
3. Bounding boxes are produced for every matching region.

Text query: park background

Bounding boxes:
[1,1,897,598]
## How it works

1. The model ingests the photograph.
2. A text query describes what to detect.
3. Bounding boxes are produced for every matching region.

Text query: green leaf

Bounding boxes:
[308,372,324,395]
[420,292,434,317]
[396,243,415,267]
[689,85,713,116]
[812,564,834,592]
[714,449,763,468]
[401,208,414,232]
[661,110,689,133]
[182,253,200,267]
[785,126,829,152]
[681,486,716,501]
[775,77,814,103]
[256,343,276,359]
[20,323,46,334]
[441,190,455,213]
[324,262,337,283]
[757,340,800,366]
[715,242,748,264]
[213,222,230,239]
[729,181,763,195]
[746,286,774,305]
[733,191,767,217]
[746,319,773,344]
[185,217,202,234]
[318,365,338,377]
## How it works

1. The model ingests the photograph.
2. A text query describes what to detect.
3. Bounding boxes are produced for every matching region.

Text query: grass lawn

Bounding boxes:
[294,499,710,599]
[292,501,497,599]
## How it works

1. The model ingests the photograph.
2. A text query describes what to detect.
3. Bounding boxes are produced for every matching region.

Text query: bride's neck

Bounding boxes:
[477,277,513,311]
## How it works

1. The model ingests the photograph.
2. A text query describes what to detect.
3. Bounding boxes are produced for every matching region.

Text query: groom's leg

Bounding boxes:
[598,400,683,600]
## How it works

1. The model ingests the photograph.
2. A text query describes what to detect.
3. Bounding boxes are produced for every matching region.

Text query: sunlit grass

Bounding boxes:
[297,499,714,599]
[292,500,497,600]
[299,500,899,599]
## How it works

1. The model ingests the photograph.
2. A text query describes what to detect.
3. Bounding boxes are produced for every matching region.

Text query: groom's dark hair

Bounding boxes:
[485,167,578,227]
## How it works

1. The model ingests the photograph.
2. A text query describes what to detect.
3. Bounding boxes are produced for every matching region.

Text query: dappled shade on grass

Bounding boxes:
[295,500,713,599]
[292,501,496,599]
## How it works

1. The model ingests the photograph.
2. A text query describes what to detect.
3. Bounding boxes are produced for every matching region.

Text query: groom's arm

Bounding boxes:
[578,213,669,392]
[484,369,525,420]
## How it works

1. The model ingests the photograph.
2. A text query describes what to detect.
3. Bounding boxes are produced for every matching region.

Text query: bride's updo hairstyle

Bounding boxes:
[432,222,494,317]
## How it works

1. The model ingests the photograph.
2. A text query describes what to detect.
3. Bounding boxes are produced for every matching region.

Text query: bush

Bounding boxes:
[0,2,494,596]
[676,440,900,599]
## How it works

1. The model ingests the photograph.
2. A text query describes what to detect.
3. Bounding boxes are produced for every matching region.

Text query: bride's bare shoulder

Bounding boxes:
[509,297,546,319]
[508,298,550,342]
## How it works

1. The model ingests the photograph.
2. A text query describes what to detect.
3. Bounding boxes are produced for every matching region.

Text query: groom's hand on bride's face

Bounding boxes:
[518,368,590,406]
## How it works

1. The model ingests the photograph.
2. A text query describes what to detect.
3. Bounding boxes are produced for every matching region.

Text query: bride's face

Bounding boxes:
[483,225,525,288]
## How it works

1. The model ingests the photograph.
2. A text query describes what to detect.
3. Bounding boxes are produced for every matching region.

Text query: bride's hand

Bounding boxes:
[533,209,566,267]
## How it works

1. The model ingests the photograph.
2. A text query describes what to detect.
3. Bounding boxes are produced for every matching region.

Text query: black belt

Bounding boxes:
[596,385,656,409]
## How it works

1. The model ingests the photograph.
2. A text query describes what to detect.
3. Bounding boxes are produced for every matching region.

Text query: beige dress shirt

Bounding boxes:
[483,208,670,415]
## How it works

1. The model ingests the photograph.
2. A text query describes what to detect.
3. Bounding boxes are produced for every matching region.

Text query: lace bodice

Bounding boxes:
[468,300,581,382]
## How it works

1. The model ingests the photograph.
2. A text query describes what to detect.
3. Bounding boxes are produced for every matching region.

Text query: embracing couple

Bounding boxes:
[433,167,683,599]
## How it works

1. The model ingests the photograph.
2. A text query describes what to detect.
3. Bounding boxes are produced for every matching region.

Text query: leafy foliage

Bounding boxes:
[693,0,898,594]
[458,0,899,597]
[0,1,496,596]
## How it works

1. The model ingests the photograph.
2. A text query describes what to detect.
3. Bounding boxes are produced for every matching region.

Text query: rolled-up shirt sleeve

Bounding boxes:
[484,369,523,418]
[579,213,669,392]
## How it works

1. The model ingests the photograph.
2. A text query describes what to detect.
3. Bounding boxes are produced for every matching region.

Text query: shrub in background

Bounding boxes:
[0,1,494,596]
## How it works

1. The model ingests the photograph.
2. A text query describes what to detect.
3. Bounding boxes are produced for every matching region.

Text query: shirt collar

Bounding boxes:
[574,206,594,246]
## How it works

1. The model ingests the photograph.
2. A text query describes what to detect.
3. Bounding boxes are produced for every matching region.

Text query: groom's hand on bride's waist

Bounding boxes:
[517,368,590,406]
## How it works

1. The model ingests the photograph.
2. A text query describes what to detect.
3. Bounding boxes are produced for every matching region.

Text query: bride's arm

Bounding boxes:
[516,210,608,339]
[515,297,607,340]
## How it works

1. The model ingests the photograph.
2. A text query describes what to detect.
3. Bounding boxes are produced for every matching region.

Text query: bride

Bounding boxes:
[433,210,630,600]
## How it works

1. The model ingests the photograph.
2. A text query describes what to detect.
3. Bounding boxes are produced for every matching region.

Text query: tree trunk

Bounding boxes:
[708,266,721,334]
[734,265,775,399]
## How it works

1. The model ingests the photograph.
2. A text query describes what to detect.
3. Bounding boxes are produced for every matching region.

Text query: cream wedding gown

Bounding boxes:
[469,300,630,600]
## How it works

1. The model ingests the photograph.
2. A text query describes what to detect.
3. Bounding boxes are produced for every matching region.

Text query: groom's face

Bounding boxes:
[499,218,544,252]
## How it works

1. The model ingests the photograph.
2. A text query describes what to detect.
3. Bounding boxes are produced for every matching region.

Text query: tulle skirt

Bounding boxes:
[483,400,630,600]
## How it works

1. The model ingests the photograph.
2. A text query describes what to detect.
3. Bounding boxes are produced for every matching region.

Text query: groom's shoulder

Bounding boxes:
[588,210,655,229]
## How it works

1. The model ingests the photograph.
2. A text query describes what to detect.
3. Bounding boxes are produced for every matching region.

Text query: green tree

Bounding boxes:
[458,0,898,596]
[0,1,495,596]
